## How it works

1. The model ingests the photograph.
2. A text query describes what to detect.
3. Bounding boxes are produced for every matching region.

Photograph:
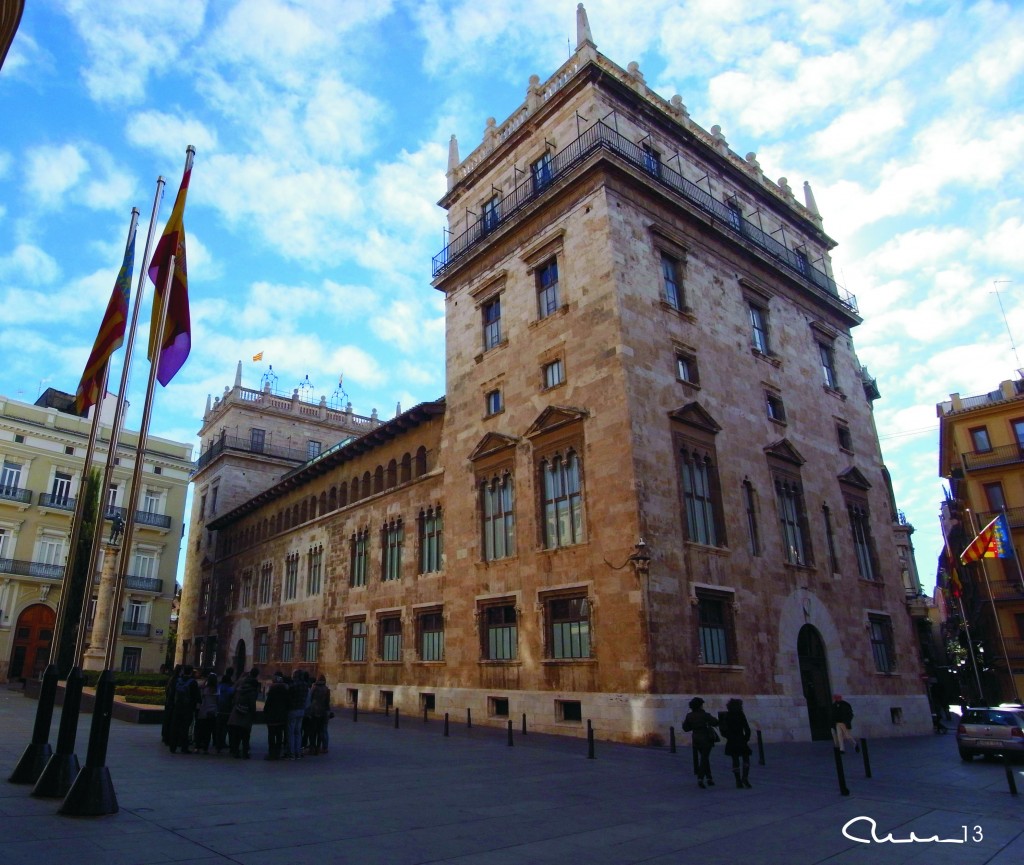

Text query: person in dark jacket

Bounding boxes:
[286,670,310,760]
[170,664,201,753]
[227,668,260,758]
[682,696,719,788]
[161,664,182,747]
[263,672,290,760]
[307,675,331,755]
[721,697,753,788]
[194,672,219,754]
[830,694,858,753]
[214,669,235,754]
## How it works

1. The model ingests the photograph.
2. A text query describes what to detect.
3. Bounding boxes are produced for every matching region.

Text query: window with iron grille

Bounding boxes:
[697,592,732,665]
[258,562,273,605]
[348,619,366,662]
[482,298,502,351]
[868,614,896,672]
[284,553,299,601]
[547,596,590,659]
[540,451,584,549]
[849,501,877,580]
[382,518,403,581]
[749,303,770,354]
[536,258,560,318]
[679,446,721,547]
[302,622,319,662]
[379,616,402,661]
[255,628,268,664]
[483,603,517,660]
[419,507,443,573]
[481,473,515,561]
[531,152,552,192]
[351,529,368,587]
[775,477,811,565]
[661,253,682,310]
[419,611,444,661]
[307,545,322,595]
[279,626,294,663]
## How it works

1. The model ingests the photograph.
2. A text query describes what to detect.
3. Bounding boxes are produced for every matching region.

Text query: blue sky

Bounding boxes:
[2,0,1023,591]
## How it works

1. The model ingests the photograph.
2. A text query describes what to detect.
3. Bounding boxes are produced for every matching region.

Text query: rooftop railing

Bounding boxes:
[433,120,857,315]
[194,434,310,473]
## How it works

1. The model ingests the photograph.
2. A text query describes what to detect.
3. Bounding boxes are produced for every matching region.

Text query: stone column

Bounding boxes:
[82,544,120,671]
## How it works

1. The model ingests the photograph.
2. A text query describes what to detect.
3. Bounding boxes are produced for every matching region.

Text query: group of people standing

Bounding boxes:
[682,696,754,790]
[161,664,331,761]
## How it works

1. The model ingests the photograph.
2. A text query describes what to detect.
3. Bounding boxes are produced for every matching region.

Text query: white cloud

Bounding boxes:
[24,144,89,207]
[809,92,906,162]
[0,244,61,285]
[125,112,219,160]
[62,0,209,103]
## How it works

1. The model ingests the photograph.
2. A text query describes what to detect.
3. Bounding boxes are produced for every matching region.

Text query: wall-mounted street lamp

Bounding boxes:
[604,538,651,577]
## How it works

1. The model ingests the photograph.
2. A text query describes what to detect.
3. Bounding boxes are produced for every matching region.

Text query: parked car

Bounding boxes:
[956,707,1024,761]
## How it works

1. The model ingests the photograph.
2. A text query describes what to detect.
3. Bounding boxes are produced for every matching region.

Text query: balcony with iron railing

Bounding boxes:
[121,622,151,637]
[432,120,858,316]
[975,507,1024,530]
[125,574,163,593]
[962,443,1024,473]
[1004,639,1024,659]
[986,579,1024,601]
[193,434,312,474]
[39,492,76,511]
[0,485,32,505]
[0,557,63,580]
[103,506,172,530]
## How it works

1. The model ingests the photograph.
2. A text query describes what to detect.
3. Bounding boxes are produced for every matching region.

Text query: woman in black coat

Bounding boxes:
[721,698,753,788]
[682,696,719,788]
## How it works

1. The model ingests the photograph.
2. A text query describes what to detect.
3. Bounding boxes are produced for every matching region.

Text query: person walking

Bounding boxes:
[263,672,289,760]
[830,694,859,754]
[682,696,719,788]
[721,698,753,788]
[227,667,260,759]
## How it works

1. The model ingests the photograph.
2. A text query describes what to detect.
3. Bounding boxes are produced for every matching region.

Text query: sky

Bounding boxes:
[2,0,1023,593]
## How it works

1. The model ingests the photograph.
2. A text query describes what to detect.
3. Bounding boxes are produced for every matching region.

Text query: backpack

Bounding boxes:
[174,676,193,706]
[216,683,235,713]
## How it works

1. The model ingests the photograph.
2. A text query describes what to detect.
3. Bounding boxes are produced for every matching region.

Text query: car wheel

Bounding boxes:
[958,748,974,761]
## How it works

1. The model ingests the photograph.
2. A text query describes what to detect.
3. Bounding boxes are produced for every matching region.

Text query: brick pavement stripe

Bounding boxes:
[1,689,1022,864]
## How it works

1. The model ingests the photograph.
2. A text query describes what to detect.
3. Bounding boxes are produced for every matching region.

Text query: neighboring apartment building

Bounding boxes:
[0,388,191,680]
[179,7,930,743]
[938,377,1024,703]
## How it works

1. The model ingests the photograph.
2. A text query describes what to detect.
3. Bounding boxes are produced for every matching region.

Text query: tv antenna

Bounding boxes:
[992,280,1021,372]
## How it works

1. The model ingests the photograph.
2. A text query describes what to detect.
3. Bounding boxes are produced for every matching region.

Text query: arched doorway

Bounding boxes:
[798,624,833,741]
[233,639,246,676]
[8,604,55,680]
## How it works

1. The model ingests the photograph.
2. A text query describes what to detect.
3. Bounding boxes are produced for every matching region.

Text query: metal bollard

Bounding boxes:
[394,707,400,729]
[860,738,871,778]
[507,720,513,746]
[467,708,472,729]
[9,664,58,784]
[444,713,450,737]
[587,719,595,759]
[832,746,850,796]
[669,726,676,754]
[423,704,428,723]
[522,713,527,735]
[756,729,765,766]
[353,701,358,723]
[1005,754,1019,795]
[385,703,390,717]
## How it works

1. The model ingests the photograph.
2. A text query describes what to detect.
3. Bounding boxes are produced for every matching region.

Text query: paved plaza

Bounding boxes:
[1,688,1022,864]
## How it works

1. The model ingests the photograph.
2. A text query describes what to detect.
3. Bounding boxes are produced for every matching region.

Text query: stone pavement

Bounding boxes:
[1,688,1022,865]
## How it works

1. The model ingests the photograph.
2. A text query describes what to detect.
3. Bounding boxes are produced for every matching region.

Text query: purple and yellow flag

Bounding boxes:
[74,226,136,414]
[148,148,193,386]
[960,513,1012,565]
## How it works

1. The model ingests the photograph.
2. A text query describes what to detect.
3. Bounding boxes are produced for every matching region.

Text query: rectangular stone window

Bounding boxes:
[536,258,560,318]
[869,614,896,673]
[379,615,402,662]
[546,595,590,659]
[347,619,367,662]
[482,297,502,351]
[482,602,517,661]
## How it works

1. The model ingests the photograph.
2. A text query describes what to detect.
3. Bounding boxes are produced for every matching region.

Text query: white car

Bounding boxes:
[956,707,1024,761]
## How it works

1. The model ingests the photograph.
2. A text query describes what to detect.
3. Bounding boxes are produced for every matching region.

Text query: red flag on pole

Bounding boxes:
[74,218,137,414]
[147,147,194,385]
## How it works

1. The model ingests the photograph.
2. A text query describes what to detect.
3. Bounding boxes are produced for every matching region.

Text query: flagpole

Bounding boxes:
[103,252,175,671]
[939,512,984,702]
[75,179,166,668]
[1001,505,1024,589]
[966,508,1020,703]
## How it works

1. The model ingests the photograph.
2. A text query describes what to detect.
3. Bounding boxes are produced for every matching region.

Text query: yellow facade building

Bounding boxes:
[0,389,191,679]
